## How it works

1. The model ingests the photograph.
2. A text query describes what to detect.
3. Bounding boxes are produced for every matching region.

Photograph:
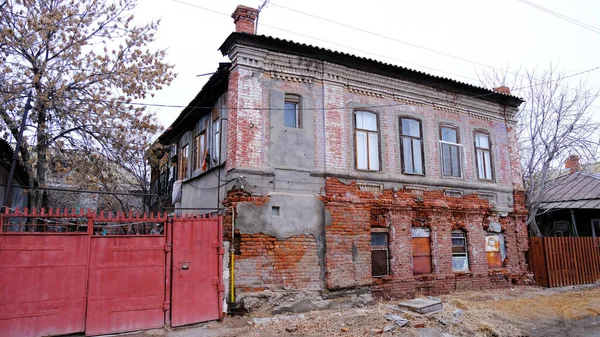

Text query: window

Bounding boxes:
[371,231,389,277]
[194,132,207,171]
[440,126,462,177]
[284,95,301,128]
[475,132,493,180]
[400,118,424,175]
[452,230,469,272]
[591,219,600,238]
[178,144,189,179]
[212,119,220,163]
[412,227,432,275]
[553,221,570,237]
[355,111,379,171]
[485,234,505,269]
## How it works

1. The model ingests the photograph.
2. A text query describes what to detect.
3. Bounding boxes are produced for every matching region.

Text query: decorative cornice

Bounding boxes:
[229,45,519,122]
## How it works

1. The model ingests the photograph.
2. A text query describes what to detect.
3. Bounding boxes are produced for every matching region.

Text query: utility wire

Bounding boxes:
[172,0,595,95]
[516,0,600,35]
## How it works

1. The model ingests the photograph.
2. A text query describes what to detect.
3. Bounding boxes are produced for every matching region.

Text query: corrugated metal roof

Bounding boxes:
[539,172,600,210]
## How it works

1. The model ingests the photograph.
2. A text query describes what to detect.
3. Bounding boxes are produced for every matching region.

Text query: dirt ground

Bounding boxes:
[137,283,600,337]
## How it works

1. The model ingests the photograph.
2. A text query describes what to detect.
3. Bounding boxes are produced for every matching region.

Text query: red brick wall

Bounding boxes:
[222,190,322,293]
[322,178,530,299]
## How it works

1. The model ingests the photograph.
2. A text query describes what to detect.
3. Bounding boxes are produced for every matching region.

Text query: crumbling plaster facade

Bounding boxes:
[213,36,530,306]
[160,7,529,311]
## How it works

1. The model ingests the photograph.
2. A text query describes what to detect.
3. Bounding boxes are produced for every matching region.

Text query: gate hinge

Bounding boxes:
[164,243,172,252]
[163,301,170,310]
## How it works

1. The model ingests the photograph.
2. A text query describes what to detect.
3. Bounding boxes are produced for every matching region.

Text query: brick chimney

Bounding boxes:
[565,155,581,173]
[493,86,511,95]
[232,5,258,34]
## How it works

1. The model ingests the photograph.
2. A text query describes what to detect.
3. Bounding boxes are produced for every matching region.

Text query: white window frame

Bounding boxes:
[591,219,600,238]
[355,111,380,171]
[451,230,469,272]
[439,140,464,178]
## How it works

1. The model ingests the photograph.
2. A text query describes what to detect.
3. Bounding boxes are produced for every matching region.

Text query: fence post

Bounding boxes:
[164,216,173,327]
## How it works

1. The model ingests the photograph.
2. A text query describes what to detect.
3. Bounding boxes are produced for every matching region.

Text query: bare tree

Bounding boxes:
[0,0,175,209]
[481,65,600,236]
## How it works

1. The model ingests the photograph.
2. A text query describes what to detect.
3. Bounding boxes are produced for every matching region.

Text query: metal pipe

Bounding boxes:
[230,205,235,303]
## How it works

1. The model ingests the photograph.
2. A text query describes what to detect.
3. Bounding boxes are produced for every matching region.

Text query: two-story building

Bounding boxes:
[150,5,530,311]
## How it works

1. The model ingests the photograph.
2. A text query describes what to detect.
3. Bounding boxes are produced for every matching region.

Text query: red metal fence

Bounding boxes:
[0,208,222,337]
[528,237,600,287]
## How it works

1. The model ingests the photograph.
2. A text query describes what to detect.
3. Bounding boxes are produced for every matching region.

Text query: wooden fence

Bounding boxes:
[528,237,600,287]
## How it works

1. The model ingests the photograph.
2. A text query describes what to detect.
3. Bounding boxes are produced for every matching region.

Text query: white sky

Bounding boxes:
[134,0,600,127]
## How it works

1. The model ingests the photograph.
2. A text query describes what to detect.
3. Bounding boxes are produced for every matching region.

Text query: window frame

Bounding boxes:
[451,230,469,272]
[399,117,425,176]
[474,131,494,182]
[284,94,301,128]
[354,110,381,172]
[194,132,207,172]
[371,230,390,277]
[553,220,570,237]
[439,125,463,178]
[178,144,189,180]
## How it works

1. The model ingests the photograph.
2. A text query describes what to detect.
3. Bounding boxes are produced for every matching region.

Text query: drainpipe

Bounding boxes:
[230,206,235,303]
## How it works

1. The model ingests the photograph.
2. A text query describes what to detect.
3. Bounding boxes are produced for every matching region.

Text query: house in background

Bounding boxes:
[537,155,600,237]
[150,5,529,310]
[0,138,29,212]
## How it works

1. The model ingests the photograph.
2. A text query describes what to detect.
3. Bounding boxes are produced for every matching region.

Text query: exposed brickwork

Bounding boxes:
[323,178,531,299]
[222,189,322,294]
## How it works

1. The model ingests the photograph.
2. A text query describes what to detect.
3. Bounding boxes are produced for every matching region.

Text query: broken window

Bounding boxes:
[475,132,493,181]
[194,132,207,171]
[440,126,462,177]
[284,94,301,128]
[178,144,189,180]
[371,231,389,277]
[212,120,220,163]
[485,233,506,269]
[400,117,424,175]
[355,111,379,171]
[451,230,469,272]
[412,227,432,275]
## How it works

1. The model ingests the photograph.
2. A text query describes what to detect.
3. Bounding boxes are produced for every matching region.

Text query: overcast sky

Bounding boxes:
[134,0,600,127]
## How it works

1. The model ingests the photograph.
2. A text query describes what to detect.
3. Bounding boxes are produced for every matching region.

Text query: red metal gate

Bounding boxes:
[0,209,222,337]
[84,213,169,336]
[171,215,223,327]
[0,209,90,337]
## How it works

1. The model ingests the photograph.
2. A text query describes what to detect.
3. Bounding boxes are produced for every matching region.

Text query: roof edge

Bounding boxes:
[219,32,524,108]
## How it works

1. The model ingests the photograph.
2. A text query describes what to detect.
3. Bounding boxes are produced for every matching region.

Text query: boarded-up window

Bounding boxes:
[452,230,469,272]
[485,234,505,269]
[412,227,432,275]
[371,232,389,277]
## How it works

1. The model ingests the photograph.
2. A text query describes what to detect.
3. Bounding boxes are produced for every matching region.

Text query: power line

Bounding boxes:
[516,0,600,35]
[172,0,480,84]
[172,0,594,95]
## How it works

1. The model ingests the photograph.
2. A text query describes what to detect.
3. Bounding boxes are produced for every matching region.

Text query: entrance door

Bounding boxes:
[171,216,223,327]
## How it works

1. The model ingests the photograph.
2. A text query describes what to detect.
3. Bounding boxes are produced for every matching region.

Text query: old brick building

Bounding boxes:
[150,5,529,311]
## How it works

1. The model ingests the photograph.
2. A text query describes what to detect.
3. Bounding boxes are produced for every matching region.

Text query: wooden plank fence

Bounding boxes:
[528,237,600,287]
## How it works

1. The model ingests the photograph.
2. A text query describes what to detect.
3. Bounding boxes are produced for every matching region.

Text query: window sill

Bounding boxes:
[454,271,472,276]
[441,175,464,180]
[403,172,426,177]
[184,162,226,183]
